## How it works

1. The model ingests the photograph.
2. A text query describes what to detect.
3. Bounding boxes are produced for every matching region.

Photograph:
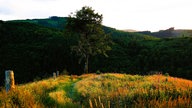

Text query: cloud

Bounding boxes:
[0,0,13,15]
[0,7,12,15]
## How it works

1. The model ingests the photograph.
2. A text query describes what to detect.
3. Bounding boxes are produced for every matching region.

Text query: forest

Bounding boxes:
[0,17,192,86]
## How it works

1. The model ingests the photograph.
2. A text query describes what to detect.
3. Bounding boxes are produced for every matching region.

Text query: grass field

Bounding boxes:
[0,73,192,108]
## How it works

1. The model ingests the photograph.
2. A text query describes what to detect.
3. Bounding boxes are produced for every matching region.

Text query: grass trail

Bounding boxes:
[1,73,192,108]
[63,78,81,102]
[45,76,82,107]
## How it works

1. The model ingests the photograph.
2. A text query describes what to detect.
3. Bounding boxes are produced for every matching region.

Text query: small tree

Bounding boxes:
[65,6,112,73]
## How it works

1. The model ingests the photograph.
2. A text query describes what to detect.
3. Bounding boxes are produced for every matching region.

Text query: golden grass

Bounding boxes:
[0,73,192,108]
[75,73,192,107]
[49,90,72,104]
[0,87,41,108]
[0,75,79,108]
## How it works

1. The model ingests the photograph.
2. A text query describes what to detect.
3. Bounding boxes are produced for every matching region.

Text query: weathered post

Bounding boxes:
[56,71,59,77]
[53,72,56,79]
[5,70,15,92]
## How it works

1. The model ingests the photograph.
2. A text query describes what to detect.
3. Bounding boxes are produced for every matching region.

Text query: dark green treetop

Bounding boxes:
[65,6,112,73]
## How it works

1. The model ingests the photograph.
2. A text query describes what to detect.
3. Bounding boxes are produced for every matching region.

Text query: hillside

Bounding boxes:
[0,17,192,87]
[0,21,71,85]
[0,73,192,107]
[10,16,156,40]
[11,16,67,30]
[12,16,192,38]
[138,27,192,38]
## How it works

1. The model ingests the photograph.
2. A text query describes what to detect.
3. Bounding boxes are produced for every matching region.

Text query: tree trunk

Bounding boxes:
[84,55,89,73]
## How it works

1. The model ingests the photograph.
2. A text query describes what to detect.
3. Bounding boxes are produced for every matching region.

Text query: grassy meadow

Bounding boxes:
[0,73,192,108]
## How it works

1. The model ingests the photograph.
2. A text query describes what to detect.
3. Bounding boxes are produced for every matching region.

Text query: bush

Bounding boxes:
[96,70,101,75]
[164,73,169,77]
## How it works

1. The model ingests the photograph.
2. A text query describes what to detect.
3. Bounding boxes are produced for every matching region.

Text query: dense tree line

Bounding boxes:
[0,21,80,86]
[0,19,192,86]
[95,37,192,80]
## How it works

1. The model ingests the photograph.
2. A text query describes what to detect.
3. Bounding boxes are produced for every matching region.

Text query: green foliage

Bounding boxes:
[93,37,192,80]
[96,70,101,75]
[0,15,192,86]
[61,69,69,75]
[0,21,80,86]
[12,16,67,30]
[164,73,169,77]
[65,6,112,73]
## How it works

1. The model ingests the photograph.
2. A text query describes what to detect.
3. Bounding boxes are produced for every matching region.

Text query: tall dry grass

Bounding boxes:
[0,87,41,108]
[0,75,80,108]
[75,73,192,108]
[0,73,192,108]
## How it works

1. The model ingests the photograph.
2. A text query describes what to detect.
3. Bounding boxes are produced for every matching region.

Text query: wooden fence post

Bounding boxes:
[5,70,15,92]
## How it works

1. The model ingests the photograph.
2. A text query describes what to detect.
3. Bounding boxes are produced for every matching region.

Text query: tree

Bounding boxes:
[65,6,112,73]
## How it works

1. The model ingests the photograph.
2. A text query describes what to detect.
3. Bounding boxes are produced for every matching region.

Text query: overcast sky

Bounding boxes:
[0,0,192,31]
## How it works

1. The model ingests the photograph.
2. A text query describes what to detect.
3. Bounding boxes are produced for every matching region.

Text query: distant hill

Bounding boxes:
[122,29,138,32]
[10,16,156,40]
[11,16,67,30]
[138,27,192,38]
[11,17,192,38]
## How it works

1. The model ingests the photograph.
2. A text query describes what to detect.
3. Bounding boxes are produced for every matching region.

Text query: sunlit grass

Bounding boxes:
[75,73,192,107]
[0,75,80,107]
[0,73,192,108]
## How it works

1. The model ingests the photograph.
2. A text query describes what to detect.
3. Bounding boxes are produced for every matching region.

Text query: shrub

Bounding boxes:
[96,70,101,75]
[164,72,169,77]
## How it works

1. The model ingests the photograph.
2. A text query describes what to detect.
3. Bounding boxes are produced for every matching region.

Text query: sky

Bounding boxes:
[0,0,192,32]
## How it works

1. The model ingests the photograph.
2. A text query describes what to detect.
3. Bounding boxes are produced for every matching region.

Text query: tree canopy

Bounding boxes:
[65,6,112,73]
